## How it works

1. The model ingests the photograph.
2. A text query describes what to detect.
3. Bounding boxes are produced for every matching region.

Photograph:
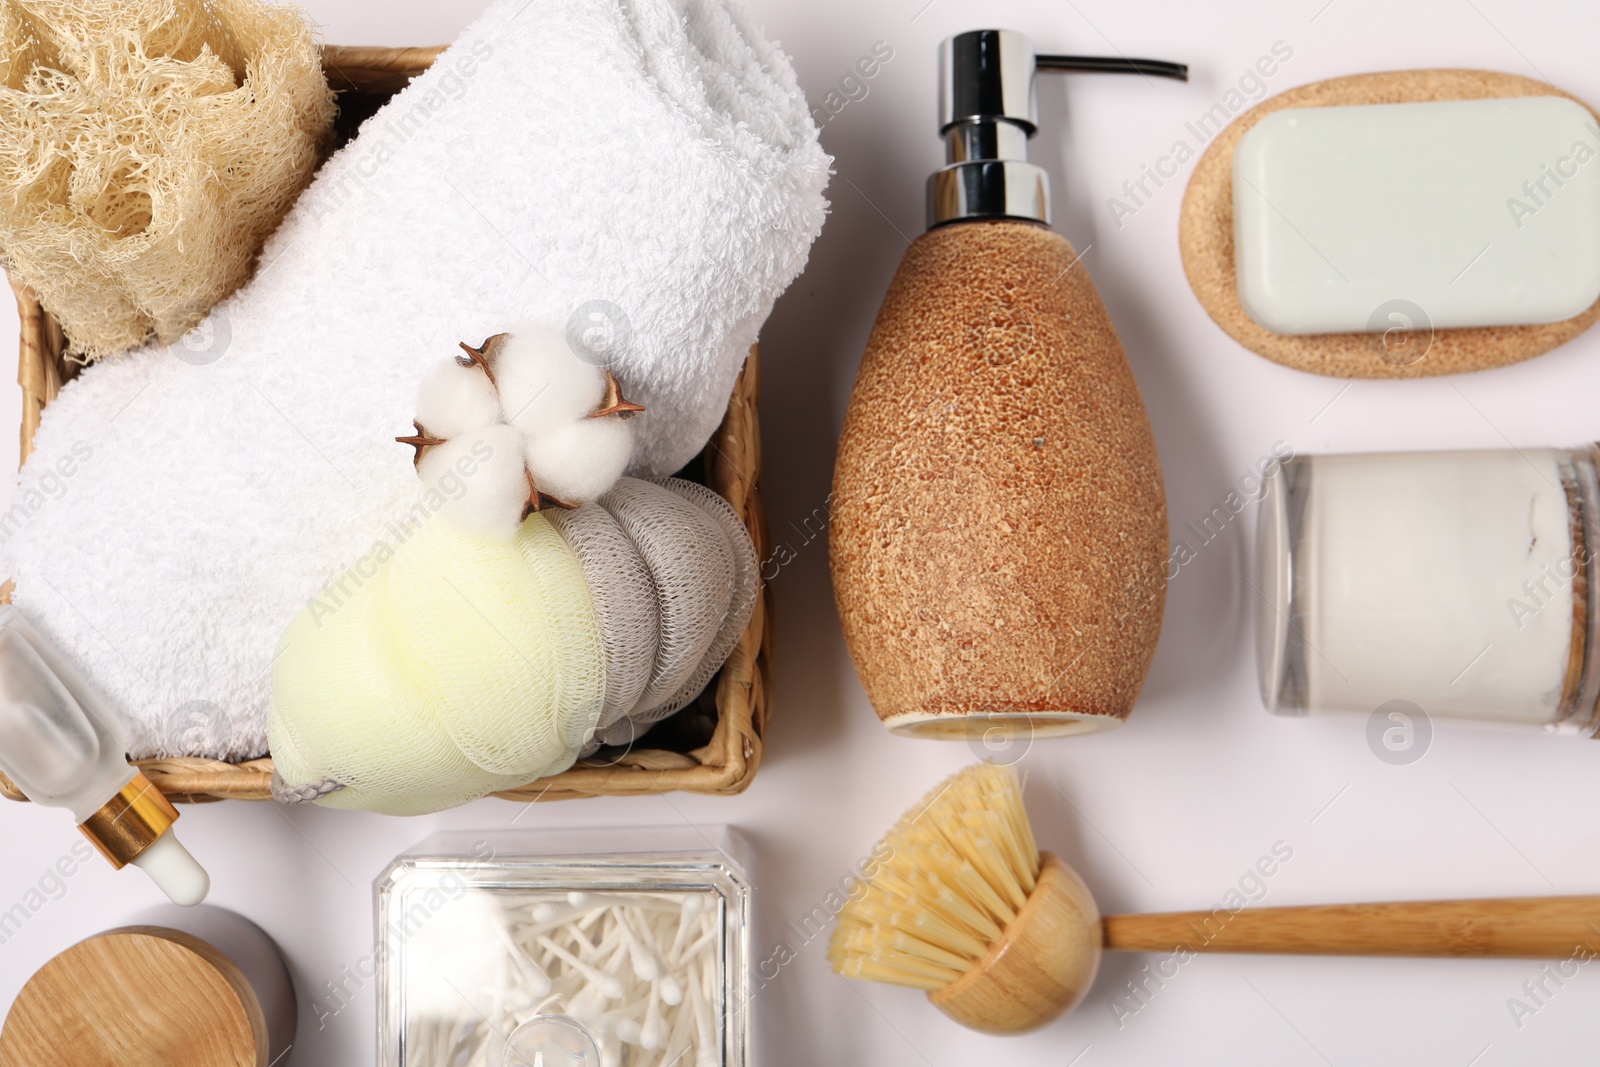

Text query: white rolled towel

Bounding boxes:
[1,0,827,760]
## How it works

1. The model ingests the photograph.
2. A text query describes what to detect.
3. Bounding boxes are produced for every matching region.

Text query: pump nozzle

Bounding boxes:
[931,30,1187,227]
[1034,54,1188,80]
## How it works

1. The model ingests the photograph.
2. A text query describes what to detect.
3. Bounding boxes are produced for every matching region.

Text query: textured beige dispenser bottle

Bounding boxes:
[831,31,1183,738]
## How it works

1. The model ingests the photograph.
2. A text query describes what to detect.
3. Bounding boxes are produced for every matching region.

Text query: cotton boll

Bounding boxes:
[418,424,530,540]
[524,417,634,506]
[409,326,636,536]
[493,328,608,434]
[414,358,502,439]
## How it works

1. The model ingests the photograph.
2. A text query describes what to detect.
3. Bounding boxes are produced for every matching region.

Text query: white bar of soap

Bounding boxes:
[1233,96,1600,334]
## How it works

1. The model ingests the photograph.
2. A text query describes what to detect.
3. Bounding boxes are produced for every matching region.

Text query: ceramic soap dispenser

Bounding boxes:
[831,30,1184,738]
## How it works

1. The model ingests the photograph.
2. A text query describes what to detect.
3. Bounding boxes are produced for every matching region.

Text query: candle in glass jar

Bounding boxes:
[1257,446,1600,733]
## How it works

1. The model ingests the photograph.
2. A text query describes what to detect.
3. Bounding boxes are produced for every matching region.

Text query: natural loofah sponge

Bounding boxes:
[0,0,334,359]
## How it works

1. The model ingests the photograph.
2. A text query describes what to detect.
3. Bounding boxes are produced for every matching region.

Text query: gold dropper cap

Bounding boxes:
[78,772,180,869]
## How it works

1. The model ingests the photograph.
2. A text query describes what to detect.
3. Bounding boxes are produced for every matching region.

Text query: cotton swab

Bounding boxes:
[415,891,724,1066]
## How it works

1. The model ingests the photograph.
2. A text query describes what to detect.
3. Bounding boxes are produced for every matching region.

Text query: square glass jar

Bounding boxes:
[377,827,752,1067]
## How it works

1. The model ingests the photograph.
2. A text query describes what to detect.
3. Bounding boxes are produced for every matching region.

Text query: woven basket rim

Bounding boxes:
[0,44,772,805]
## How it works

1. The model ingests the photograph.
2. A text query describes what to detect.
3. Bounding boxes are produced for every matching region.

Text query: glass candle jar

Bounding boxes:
[1256,446,1600,734]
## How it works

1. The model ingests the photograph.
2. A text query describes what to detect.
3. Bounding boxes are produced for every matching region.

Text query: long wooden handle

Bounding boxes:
[1103,897,1600,957]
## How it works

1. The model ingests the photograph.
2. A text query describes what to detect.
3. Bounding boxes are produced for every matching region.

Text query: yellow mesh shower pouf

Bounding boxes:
[267,513,605,816]
[264,476,760,814]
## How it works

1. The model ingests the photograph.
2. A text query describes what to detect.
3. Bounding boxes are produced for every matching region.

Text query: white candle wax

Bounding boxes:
[1293,450,1577,724]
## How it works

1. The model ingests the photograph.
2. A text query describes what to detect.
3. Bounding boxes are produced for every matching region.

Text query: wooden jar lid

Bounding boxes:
[0,927,267,1067]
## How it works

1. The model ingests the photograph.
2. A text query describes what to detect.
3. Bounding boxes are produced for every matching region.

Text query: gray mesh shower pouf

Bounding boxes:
[629,476,760,724]
[545,503,661,733]
[547,477,760,755]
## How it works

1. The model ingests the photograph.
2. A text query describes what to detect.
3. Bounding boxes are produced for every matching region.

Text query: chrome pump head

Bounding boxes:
[929,30,1187,228]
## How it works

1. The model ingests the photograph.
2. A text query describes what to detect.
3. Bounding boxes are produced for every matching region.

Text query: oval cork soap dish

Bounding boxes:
[1180,69,1600,378]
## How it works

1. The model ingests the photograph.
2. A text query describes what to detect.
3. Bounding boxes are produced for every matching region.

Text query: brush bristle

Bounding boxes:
[828,762,1041,992]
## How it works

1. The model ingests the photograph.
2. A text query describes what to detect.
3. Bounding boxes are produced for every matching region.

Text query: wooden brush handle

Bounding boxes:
[1103,897,1600,957]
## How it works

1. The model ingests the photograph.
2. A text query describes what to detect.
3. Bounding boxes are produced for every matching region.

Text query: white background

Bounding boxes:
[3,1,1600,1064]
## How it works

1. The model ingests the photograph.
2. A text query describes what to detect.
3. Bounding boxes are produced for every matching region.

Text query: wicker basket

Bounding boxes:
[0,45,772,805]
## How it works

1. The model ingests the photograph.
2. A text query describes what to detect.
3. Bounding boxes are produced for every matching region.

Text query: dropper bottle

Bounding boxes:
[0,606,209,905]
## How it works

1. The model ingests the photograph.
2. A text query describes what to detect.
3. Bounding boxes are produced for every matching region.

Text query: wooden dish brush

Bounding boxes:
[829,762,1600,1035]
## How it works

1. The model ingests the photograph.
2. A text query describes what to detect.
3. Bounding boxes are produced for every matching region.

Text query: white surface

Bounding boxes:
[1289,450,1578,724]
[1234,97,1600,333]
[3,1,1600,1065]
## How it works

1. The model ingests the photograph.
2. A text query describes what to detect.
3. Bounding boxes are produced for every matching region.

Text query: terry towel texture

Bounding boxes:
[2,0,828,759]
